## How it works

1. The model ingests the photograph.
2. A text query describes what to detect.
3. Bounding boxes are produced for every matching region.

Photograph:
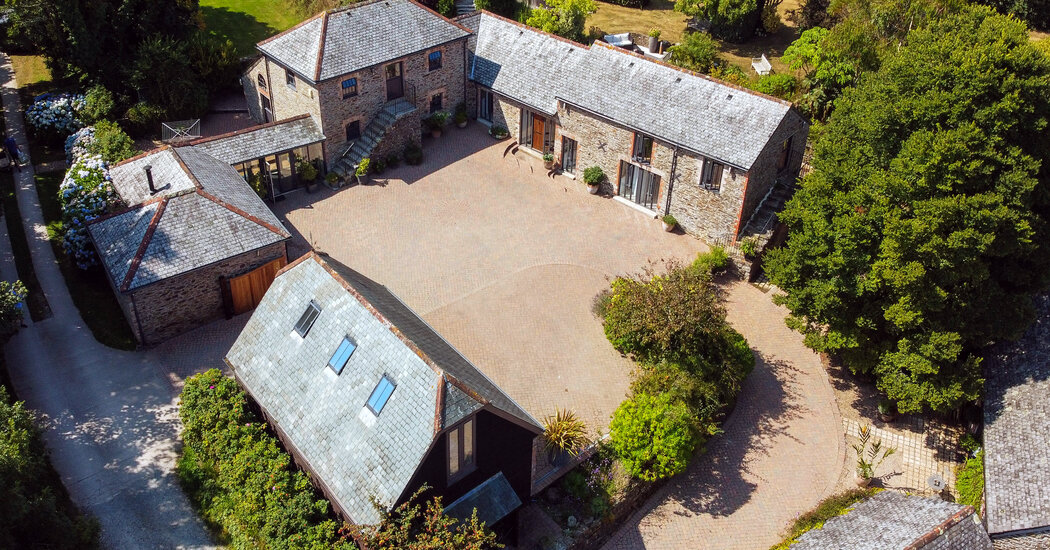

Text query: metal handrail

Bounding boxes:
[339,140,357,162]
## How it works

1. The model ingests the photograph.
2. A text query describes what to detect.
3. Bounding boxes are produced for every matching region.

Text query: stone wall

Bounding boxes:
[489,92,524,140]
[669,152,749,242]
[124,241,288,345]
[737,110,809,229]
[371,109,422,163]
[242,57,265,123]
[261,58,323,125]
[316,39,468,167]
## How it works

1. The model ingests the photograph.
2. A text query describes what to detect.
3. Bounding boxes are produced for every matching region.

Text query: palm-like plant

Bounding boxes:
[542,408,589,458]
[853,425,896,479]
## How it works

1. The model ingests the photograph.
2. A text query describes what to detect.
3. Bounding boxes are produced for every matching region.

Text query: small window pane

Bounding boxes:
[327,337,356,374]
[429,50,442,71]
[429,93,442,114]
[294,301,321,337]
[449,428,460,476]
[342,77,357,98]
[463,419,474,466]
[285,69,295,87]
[366,376,396,415]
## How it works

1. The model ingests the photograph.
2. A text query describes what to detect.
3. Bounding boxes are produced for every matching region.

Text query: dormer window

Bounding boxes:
[285,69,296,89]
[293,300,321,337]
[366,375,396,415]
[327,336,357,374]
[632,133,653,163]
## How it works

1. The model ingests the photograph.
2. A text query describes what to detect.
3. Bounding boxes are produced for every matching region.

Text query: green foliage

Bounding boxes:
[782,25,876,120]
[130,36,209,121]
[177,370,354,549]
[357,485,503,549]
[769,488,881,549]
[0,280,28,330]
[974,0,1049,30]
[186,31,242,95]
[959,433,980,454]
[248,171,269,199]
[542,408,590,457]
[583,165,605,185]
[667,32,723,73]
[754,74,798,99]
[404,143,424,165]
[738,236,758,258]
[437,0,456,17]
[662,214,677,226]
[87,120,138,164]
[526,0,597,41]
[609,393,697,481]
[692,247,731,274]
[474,0,526,18]
[0,385,100,549]
[81,85,116,125]
[955,449,984,507]
[676,0,761,41]
[765,7,1050,413]
[852,425,895,478]
[124,102,168,137]
[356,158,370,177]
[296,158,319,182]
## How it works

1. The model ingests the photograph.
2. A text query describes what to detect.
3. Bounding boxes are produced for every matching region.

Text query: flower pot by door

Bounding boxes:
[588,184,599,194]
[662,222,675,232]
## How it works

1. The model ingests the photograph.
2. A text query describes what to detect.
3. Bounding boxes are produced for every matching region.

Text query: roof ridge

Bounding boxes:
[170,147,204,190]
[408,0,474,34]
[109,145,171,169]
[196,189,290,238]
[590,40,794,107]
[183,114,311,147]
[314,11,329,81]
[120,198,168,291]
[434,373,447,435]
[86,193,166,226]
[478,10,588,49]
[903,505,975,550]
[257,10,325,47]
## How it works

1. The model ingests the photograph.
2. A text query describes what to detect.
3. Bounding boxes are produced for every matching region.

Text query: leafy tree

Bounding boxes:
[765,7,1050,413]
[525,0,597,41]
[80,85,117,125]
[675,0,763,41]
[609,392,697,481]
[87,121,138,164]
[753,73,798,99]
[186,31,241,95]
[357,486,503,549]
[955,449,984,507]
[973,0,1049,30]
[782,24,878,120]
[130,37,209,120]
[0,386,99,549]
[668,31,724,73]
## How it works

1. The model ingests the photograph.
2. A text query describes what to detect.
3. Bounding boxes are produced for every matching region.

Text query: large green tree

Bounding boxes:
[525,0,597,41]
[766,7,1050,413]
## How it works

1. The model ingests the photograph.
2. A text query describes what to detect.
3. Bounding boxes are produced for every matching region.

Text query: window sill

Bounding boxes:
[448,465,477,486]
[614,195,660,217]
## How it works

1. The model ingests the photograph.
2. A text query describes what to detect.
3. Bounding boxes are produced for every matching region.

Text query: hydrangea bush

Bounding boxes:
[59,155,118,268]
[26,93,86,140]
[64,126,95,163]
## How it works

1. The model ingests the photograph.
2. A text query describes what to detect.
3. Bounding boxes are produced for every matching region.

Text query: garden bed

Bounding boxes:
[34,172,136,350]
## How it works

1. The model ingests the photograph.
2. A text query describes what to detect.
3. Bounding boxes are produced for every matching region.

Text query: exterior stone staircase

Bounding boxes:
[455,0,476,15]
[739,174,798,245]
[332,99,417,179]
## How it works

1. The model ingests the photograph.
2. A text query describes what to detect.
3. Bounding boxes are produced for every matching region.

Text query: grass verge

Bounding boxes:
[34,173,136,350]
[769,487,881,549]
[11,55,65,166]
[201,0,305,56]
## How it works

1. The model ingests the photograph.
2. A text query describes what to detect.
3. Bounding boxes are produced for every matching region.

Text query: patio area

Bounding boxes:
[272,124,707,431]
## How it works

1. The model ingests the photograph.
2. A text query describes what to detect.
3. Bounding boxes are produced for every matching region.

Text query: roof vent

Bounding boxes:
[144,164,169,195]
[726,94,733,100]
[675,77,682,83]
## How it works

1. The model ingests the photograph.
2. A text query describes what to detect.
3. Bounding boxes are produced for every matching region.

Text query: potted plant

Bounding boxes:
[662,214,677,232]
[386,152,401,169]
[877,398,898,422]
[648,28,661,53]
[454,102,468,128]
[403,142,423,166]
[371,158,386,175]
[296,157,319,192]
[583,165,604,194]
[543,152,555,169]
[542,408,589,465]
[490,124,509,140]
[853,425,896,486]
[355,157,370,185]
[739,236,759,258]
[325,171,340,188]
[426,111,449,138]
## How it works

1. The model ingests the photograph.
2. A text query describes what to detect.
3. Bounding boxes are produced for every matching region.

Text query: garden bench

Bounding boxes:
[752,54,772,76]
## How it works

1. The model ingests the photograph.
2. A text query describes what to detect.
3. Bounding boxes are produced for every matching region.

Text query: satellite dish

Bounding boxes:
[928,474,946,491]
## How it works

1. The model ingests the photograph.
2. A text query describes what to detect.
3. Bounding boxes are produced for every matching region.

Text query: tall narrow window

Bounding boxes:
[429,93,443,114]
[257,74,267,90]
[428,50,443,71]
[778,137,792,171]
[448,417,476,484]
[341,77,358,99]
[619,161,661,210]
[632,133,654,163]
[293,300,321,337]
[478,89,493,122]
[561,136,577,174]
[285,69,296,88]
[700,158,725,191]
[365,375,396,415]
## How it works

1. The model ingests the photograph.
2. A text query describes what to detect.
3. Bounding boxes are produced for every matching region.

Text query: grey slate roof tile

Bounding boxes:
[226,254,537,525]
[189,116,326,166]
[791,491,991,549]
[87,147,289,291]
[467,14,792,169]
[259,0,469,83]
[983,294,1050,535]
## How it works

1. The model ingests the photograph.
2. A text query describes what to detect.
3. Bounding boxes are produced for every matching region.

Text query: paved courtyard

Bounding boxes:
[274,125,706,430]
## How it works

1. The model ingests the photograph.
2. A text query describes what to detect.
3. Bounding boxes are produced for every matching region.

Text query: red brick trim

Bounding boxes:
[120,199,168,291]
[86,192,172,226]
[904,507,975,550]
[314,11,329,82]
[184,114,312,147]
[275,249,317,278]
[197,189,290,238]
[590,40,794,107]
[109,145,171,169]
[434,374,447,435]
[733,172,750,242]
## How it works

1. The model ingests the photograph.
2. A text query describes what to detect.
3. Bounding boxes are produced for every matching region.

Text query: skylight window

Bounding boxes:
[293,300,321,337]
[365,375,396,415]
[328,336,357,374]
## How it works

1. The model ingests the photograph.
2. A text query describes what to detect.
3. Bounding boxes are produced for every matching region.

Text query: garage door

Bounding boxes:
[228,256,287,315]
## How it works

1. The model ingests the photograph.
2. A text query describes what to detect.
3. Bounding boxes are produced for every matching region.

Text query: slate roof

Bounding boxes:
[189,115,325,165]
[225,253,539,525]
[791,491,992,549]
[258,0,470,83]
[464,13,794,169]
[983,293,1050,536]
[88,147,289,291]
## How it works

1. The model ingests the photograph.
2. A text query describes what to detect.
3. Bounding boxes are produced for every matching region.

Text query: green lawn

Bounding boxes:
[35,173,137,350]
[201,0,306,56]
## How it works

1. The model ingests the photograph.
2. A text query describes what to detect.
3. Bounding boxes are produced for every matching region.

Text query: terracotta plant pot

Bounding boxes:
[662,222,675,232]
[457,121,467,128]
[855,473,872,487]
[431,129,442,139]
[544,160,555,170]
[587,184,599,194]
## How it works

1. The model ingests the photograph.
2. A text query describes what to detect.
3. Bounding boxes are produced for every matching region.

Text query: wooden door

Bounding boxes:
[229,256,287,315]
[531,114,545,150]
[385,62,404,101]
